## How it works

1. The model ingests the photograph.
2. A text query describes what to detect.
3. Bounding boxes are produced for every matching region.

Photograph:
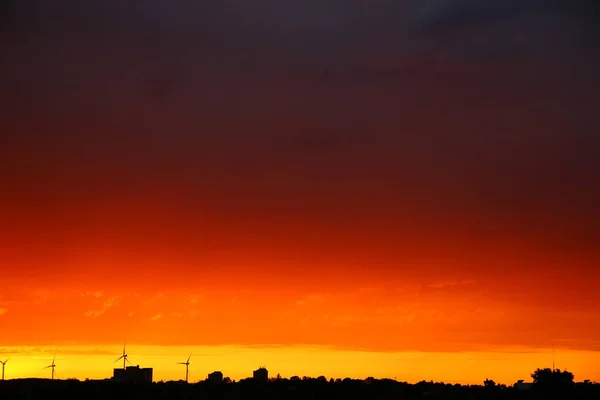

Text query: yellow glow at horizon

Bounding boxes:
[1,345,598,384]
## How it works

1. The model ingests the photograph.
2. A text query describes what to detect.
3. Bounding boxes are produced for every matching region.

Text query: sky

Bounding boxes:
[1,0,599,384]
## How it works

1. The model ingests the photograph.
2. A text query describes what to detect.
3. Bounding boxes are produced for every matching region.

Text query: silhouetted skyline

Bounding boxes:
[0,343,595,385]
[0,351,591,389]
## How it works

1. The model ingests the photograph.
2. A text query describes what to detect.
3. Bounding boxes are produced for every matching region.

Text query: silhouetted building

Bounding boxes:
[253,367,268,382]
[113,366,153,383]
[208,371,223,383]
[515,380,533,390]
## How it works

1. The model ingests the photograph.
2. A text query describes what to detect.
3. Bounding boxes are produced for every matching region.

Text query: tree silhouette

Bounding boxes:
[1,376,599,400]
[531,368,574,391]
[483,378,496,388]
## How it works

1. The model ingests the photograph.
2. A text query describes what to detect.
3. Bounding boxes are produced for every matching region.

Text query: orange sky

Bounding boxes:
[1,0,600,384]
[1,257,599,383]
[1,344,598,384]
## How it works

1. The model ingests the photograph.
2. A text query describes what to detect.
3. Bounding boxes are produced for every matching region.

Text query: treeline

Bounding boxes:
[0,369,599,400]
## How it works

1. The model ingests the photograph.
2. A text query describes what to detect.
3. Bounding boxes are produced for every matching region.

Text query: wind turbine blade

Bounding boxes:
[115,355,124,363]
[187,354,191,363]
[125,357,132,365]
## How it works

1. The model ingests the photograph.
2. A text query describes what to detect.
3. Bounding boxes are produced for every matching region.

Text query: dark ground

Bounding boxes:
[1,377,599,400]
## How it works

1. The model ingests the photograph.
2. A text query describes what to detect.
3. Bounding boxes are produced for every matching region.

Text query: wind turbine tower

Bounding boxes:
[0,358,9,380]
[45,356,56,380]
[115,343,130,369]
[177,354,191,383]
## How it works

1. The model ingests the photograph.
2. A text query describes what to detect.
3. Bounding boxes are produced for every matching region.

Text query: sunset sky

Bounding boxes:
[1,0,599,384]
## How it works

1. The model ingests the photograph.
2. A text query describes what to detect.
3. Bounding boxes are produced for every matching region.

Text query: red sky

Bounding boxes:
[1,0,599,383]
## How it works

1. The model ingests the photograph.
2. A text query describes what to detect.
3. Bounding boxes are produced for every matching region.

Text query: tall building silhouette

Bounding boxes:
[208,371,223,383]
[113,365,153,383]
[253,367,268,382]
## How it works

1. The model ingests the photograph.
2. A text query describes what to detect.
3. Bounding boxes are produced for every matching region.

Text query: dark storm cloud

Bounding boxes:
[410,0,531,35]
[3,1,598,64]
[1,0,599,250]
[409,0,600,61]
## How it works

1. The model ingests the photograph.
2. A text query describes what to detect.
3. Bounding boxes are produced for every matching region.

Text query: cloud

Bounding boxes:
[4,0,595,69]
[404,0,600,63]
[33,295,49,305]
[143,292,165,307]
[83,309,104,318]
[295,294,326,306]
[328,305,417,328]
[189,294,204,305]
[0,347,19,354]
[288,288,419,329]
[83,296,119,318]
[425,280,477,290]
[39,348,115,356]
[0,346,113,355]
[81,291,103,298]
[149,314,162,321]
[103,297,117,308]
[410,0,529,35]
[229,343,288,350]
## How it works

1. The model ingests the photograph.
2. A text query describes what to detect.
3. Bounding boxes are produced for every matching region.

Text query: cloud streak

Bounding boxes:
[83,297,119,318]
[0,346,114,355]
[3,1,598,63]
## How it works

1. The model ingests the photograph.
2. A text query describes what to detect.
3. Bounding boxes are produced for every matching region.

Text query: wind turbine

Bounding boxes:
[115,342,130,369]
[177,354,191,383]
[0,358,9,380]
[44,356,56,380]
